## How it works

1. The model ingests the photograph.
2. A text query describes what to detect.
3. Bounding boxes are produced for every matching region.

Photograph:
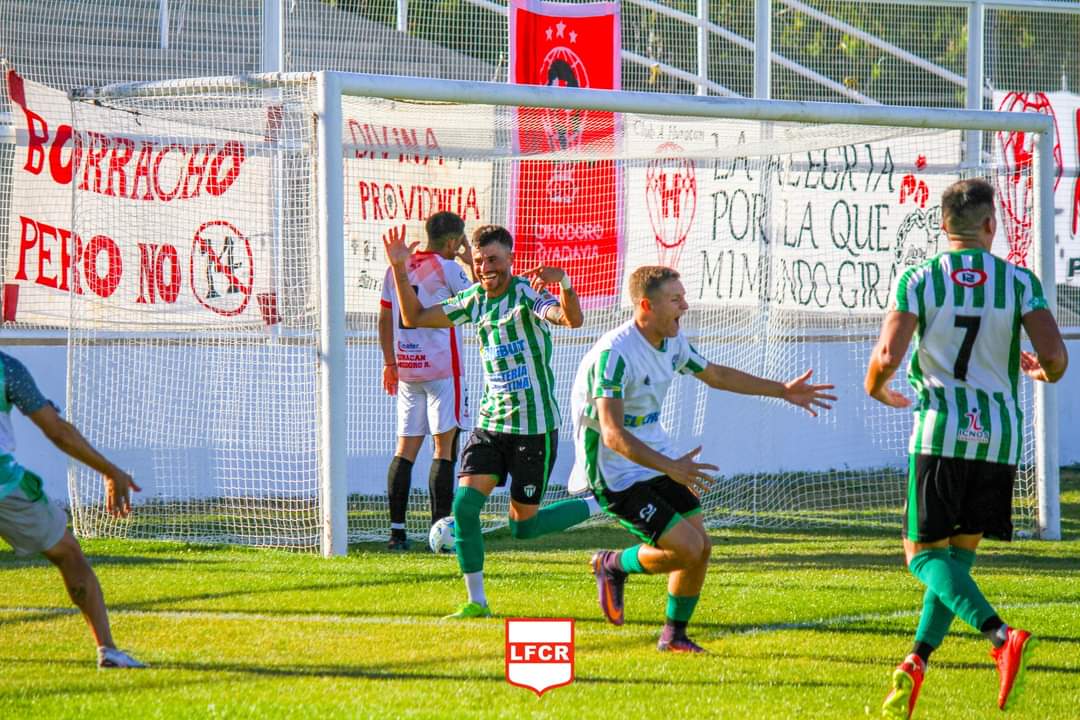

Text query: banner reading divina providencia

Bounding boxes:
[509,0,621,299]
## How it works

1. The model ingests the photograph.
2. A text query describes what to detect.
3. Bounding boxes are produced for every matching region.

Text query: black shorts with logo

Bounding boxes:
[596,475,702,546]
[904,454,1017,543]
[458,428,558,505]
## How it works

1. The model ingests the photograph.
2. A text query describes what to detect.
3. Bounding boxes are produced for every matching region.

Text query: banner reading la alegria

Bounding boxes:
[509,0,621,299]
[341,95,495,310]
[991,90,1080,285]
[5,71,278,329]
[623,118,963,311]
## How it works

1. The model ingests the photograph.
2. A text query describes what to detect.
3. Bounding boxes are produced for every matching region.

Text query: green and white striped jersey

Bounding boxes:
[569,319,708,494]
[894,249,1048,464]
[441,276,560,434]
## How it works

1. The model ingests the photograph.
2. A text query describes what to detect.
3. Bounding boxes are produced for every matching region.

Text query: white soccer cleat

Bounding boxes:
[97,646,147,669]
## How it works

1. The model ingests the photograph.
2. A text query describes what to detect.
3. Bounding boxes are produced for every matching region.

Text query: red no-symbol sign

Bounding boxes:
[190,220,254,317]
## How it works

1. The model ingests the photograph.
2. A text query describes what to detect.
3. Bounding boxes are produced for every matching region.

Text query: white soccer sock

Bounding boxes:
[464,571,486,606]
[584,494,602,516]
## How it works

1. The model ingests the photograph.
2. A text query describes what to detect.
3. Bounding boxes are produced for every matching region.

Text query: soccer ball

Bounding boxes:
[428,516,456,553]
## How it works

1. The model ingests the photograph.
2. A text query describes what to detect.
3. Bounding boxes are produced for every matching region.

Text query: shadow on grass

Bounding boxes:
[0,551,205,568]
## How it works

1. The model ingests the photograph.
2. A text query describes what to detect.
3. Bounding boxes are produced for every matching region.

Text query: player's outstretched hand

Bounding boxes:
[383,364,398,396]
[1020,350,1053,382]
[870,385,912,409]
[669,446,718,497]
[782,369,838,417]
[105,470,141,518]
[522,264,565,292]
[382,224,417,267]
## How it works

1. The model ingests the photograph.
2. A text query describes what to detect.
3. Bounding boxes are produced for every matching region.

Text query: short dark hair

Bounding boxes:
[941,178,995,238]
[628,266,681,303]
[472,224,514,251]
[425,211,465,251]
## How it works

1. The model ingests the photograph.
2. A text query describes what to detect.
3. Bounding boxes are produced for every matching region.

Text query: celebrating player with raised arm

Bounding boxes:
[866,178,1067,718]
[384,223,600,619]
[575,266,835,652]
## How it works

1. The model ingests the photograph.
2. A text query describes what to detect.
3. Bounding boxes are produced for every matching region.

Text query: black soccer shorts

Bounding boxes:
[596,475,702,545]
[458,428,558,505]
[903,454,1017,543]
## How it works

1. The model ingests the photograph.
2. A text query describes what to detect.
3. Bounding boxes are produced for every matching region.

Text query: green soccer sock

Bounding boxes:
[620,544,647,574]
[909,548,995,632]
[914,547,976,649]
[665,594,700,624]
[508,498,590,540]
[452,487,487,574]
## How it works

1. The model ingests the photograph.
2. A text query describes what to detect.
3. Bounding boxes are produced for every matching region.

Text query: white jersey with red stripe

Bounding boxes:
[381,252,473,382]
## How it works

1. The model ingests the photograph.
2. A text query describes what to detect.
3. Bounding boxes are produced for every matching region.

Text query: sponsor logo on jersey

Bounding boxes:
[489,365,532,393]
[623,411,660,428]
[505,618,574,696]
[951,268,988,288]
[958,408,990,443]
[484,339,528,360]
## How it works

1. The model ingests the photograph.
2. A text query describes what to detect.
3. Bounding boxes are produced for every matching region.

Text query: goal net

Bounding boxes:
[53,72,1053,551]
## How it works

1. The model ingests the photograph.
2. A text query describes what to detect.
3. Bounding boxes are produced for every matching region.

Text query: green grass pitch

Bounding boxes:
[1,472,1078,719]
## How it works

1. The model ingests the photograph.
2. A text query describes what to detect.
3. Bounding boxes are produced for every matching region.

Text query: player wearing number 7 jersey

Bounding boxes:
[866,178,1067,719]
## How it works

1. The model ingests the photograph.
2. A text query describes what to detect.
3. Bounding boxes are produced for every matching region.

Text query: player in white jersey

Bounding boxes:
[575,266,835,652]
[0,351,145,668]
[379,211,475,551]
[866,178,1067,718]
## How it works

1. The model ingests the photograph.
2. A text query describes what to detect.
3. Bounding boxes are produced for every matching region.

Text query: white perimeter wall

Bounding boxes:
[6,340,1080,505]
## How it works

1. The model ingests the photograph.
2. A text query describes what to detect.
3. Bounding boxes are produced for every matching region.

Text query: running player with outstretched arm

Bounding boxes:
[575,266,835,652]
[867,178,1067,718]
[384,223,600,619]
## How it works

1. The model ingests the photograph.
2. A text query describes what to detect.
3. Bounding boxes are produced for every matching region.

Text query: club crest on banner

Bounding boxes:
[645,142,697,269]
[509,0,622,298]
[505,618,574,696]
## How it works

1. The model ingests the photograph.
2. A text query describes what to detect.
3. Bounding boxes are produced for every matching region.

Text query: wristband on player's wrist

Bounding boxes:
[559,274,573,291]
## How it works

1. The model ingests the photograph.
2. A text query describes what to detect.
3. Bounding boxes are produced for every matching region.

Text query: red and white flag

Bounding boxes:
[505,618,575,696]
[508,0,621,299]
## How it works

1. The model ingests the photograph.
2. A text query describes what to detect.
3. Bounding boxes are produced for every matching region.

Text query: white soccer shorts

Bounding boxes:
[396,376,469,437]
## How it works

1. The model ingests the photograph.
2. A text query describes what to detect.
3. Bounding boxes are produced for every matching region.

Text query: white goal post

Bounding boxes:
[62,71,1058,556]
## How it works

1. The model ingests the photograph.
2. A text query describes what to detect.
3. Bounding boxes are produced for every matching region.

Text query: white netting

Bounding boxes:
[65,79,322,548]
[0,66,1036,548]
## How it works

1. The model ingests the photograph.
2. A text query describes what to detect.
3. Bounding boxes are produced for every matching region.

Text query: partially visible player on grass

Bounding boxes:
[384,223,600,619]
[866,178,1067,718]
[575,266,835,652]
[0,351,145,669]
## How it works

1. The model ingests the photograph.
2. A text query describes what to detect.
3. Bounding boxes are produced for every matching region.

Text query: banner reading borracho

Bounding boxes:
[509,0,621,299]
[5,71,278,329]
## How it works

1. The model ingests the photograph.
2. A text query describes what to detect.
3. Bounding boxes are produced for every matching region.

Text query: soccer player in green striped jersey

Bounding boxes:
[576,266,836,652]
[384,223,599,619]
[866,178,1068,718]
